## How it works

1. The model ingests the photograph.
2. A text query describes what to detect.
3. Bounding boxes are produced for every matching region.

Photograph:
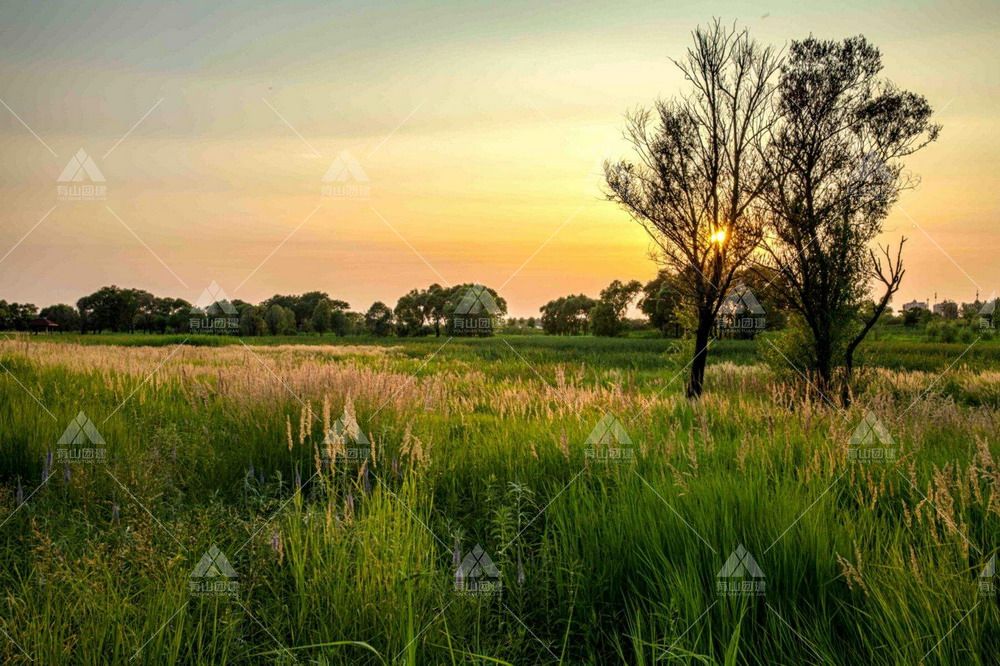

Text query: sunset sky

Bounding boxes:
[1,1,997,317]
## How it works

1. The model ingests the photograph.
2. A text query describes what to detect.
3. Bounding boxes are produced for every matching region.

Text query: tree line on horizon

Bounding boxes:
[0,280,673,338]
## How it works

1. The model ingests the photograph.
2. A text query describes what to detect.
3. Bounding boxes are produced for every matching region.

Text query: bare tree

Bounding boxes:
[606,20,780,398]
[761,36,939,405]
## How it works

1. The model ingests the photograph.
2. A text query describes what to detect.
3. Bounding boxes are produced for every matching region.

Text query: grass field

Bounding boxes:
[0,332,996,664]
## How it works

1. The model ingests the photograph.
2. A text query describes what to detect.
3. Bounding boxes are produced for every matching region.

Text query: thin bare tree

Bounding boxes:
[606,20,780,398]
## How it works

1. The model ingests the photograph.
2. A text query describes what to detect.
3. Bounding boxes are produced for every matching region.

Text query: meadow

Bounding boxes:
[0,332,996,664]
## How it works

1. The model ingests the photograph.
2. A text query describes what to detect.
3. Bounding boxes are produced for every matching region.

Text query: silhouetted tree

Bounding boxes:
[311,299,333,334]
[540,294,597,335]
[591,279,643,336]
[761,35,939,405]
[606,20,780,397]
[364,302,394,336]
[39,304,79,331]
[265,304,297,335]
[639,271,683,336]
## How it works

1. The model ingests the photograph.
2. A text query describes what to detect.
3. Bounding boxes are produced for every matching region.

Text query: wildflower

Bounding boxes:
[270,530,284,564]
[41,450,53,483]
[344,490,355,522]
[361,464,372,494]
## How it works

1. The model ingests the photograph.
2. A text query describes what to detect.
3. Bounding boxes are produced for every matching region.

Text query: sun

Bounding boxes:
[710,228,728,244]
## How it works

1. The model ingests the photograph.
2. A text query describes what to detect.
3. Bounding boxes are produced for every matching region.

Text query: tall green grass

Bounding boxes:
[0,335,995,663]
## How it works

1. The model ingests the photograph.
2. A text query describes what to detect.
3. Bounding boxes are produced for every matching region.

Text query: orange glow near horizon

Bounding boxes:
[0,2,997,318]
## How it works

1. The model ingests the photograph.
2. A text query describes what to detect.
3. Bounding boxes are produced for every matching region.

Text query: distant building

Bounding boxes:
[901,300,928,313]
[932,301,958,319]
[28,317,59,334]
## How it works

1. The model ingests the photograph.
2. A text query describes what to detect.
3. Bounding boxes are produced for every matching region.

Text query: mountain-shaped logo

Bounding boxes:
[454,543,501,593]
[980,554,995,580]
[192,281,238,316]
[191,545,238,579]
[453,285,501,316]
[57,149,105,183]
[324,408,371,449]
[322,150,369,183]
[850,411,894,448]
[57,411,105,446]
[722,285,765,316]
[585,413,632,447]
[717,544,765,580]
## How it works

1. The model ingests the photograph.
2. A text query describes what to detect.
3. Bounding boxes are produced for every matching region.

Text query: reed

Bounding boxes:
[0,334,995,664]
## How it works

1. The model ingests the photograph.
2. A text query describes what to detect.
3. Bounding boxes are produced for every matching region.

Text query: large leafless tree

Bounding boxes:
[761,36,940,405]
[606,21,780,398]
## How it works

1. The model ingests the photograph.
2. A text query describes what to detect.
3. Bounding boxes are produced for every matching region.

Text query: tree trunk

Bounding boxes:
[814,333,834,402]
[841,353,854,408]
[686,311,713,399]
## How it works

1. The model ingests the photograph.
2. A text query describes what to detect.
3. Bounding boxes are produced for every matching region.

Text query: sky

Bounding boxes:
[0,0,997,317]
